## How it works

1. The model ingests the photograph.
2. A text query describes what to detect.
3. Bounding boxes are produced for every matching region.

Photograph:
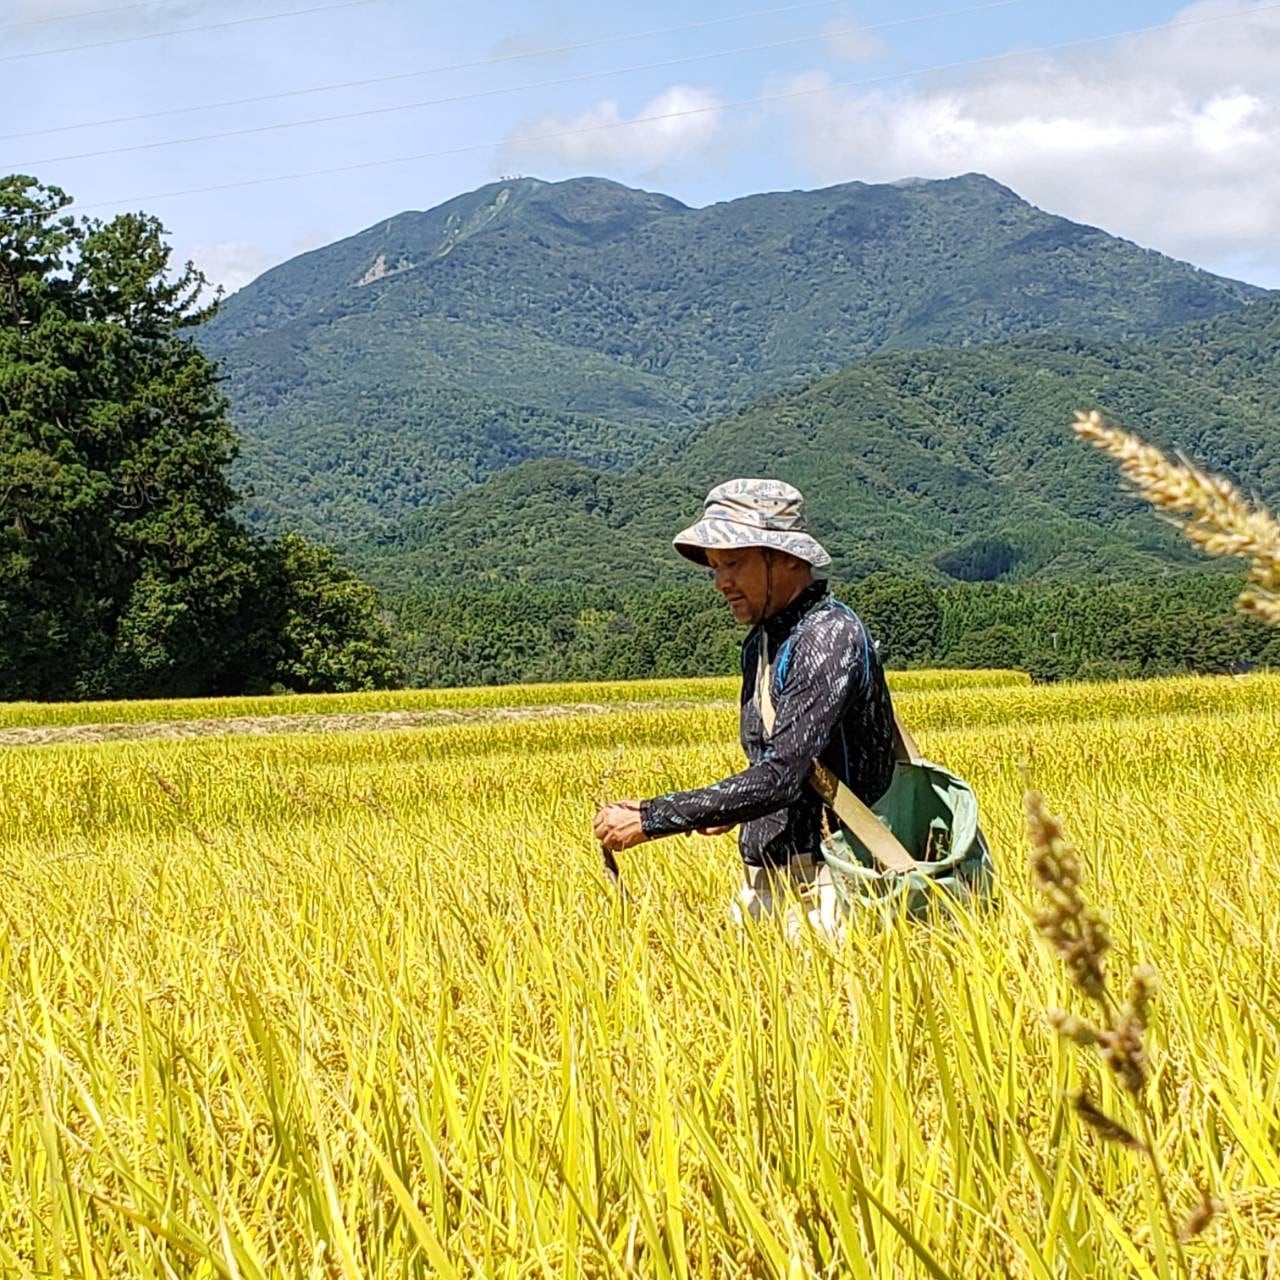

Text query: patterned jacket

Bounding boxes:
[640,582,897,866]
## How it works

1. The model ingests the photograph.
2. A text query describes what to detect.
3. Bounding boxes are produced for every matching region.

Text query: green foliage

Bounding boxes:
[364,320,1280,594]
[945,623,1027,671]
[1162,295,1280,420]
[393,584,741,688]
[200,174,1267,543]
[255,534,402,693]
[0,176,252,698]
[935,537,1025,582]
[939,574,1275,681]
[389,573,1275,688]
[837,575,942,665]
[0,176,398,700]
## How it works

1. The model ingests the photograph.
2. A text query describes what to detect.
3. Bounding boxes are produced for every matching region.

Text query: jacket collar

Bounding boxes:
[761,580,828,646]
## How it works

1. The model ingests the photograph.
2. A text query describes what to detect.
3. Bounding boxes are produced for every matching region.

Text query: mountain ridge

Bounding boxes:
[199,172,1269,542]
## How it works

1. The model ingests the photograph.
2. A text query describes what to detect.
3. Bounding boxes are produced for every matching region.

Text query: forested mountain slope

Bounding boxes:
[365,315,1280,592]
[201,173,1267,540]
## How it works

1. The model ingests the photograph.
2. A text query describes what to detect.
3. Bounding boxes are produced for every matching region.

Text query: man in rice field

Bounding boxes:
[593,478,898,931]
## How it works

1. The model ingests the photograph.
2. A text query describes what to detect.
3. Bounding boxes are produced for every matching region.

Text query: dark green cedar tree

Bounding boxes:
[0,176,399,699]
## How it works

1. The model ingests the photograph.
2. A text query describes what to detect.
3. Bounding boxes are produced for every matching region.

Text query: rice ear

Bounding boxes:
[1073,410,1280,627]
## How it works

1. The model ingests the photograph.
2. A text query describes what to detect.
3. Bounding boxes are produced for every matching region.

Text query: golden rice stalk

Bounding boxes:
[1073,409,1280,626]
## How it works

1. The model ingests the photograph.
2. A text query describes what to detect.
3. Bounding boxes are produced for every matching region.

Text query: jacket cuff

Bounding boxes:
[639,798,658,839]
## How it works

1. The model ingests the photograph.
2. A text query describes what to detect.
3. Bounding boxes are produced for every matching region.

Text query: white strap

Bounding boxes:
[756,644,920,875]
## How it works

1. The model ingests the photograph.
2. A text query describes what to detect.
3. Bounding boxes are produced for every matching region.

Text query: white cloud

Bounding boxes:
[824,18,885,61]
[776,0,1280,284]
[186,230,329,295]
[502,85,727,177]
[190,240,274,295]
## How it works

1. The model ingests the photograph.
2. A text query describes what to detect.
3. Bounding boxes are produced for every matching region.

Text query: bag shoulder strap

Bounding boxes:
[756,639,921,876]
[810,764,919,875]
[893,715,922,763]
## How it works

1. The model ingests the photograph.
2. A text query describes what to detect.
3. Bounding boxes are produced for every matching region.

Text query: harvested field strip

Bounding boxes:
[0,698,728,749]
[0,666,1028,730]
[5,670,1273,748]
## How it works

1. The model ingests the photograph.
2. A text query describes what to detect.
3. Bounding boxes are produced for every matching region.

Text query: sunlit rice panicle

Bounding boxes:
[1073,409,1280,627]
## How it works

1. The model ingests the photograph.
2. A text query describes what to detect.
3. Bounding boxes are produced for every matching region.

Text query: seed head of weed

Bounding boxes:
[1096,963,1157,1095]
[1024,788,1111,1005]
[1179,1184,1218,1242]
[1046,1009,1101,1048]
[1026,790,1158,1095]
[148,768,182,806]
[1073,1090,1148,1152]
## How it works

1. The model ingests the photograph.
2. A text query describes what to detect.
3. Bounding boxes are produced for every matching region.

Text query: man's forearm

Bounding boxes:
[640,759,808,838]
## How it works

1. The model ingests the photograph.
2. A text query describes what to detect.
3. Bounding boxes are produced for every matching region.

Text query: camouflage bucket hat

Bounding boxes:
[673,478,831,569]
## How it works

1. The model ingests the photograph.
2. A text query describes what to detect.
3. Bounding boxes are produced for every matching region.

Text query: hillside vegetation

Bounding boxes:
[201,174,1267,541]
[368,305,1280,592]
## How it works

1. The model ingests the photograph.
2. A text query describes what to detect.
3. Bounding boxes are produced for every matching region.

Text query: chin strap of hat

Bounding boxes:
[757,549,775,626]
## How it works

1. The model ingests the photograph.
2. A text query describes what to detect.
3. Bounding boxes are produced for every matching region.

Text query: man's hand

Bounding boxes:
[696,824,736,837]
[593,801,648,852]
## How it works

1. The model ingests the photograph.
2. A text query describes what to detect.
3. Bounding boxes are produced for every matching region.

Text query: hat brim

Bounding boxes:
[673,519,831,569]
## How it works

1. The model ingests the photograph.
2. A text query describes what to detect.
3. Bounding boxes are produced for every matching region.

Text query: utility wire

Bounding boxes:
[1,0,222,32]
[0,0,1015,142]
[0,0,378,63]
[9,3,1033,169]
[70,2,1278,214]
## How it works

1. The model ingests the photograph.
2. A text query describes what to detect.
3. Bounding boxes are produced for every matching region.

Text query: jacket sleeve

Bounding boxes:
[639,614,867,838]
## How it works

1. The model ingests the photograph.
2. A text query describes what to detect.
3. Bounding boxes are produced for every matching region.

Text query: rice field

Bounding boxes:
[0,671,1277,1277]
[0,667,1029,732]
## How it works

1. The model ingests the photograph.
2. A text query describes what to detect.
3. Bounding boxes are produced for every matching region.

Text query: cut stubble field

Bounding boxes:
[0,670,1277,1277]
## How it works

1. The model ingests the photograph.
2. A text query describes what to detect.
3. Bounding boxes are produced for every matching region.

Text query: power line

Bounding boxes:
[70,2,1278,215]
[9,2,1033,169]
[3,0,874,142]
[1,0,218,32]
[0,0,378,63]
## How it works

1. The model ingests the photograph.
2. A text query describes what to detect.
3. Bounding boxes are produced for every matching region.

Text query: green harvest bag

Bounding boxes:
[758,653,996,926]
[817,754,997,925]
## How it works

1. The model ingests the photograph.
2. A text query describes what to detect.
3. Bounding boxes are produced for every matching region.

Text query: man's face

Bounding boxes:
[706,547,770,623]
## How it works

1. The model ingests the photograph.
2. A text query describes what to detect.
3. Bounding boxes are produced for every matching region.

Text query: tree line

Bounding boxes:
[392,572,1280,688]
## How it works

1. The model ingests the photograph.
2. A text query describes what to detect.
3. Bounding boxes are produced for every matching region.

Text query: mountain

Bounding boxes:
[200,173,1268,542]
[361,301,1280,592]
[1160,293,1280,413]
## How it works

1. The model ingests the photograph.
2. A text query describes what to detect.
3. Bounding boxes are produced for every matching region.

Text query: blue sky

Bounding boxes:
[3,0,1277,291]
